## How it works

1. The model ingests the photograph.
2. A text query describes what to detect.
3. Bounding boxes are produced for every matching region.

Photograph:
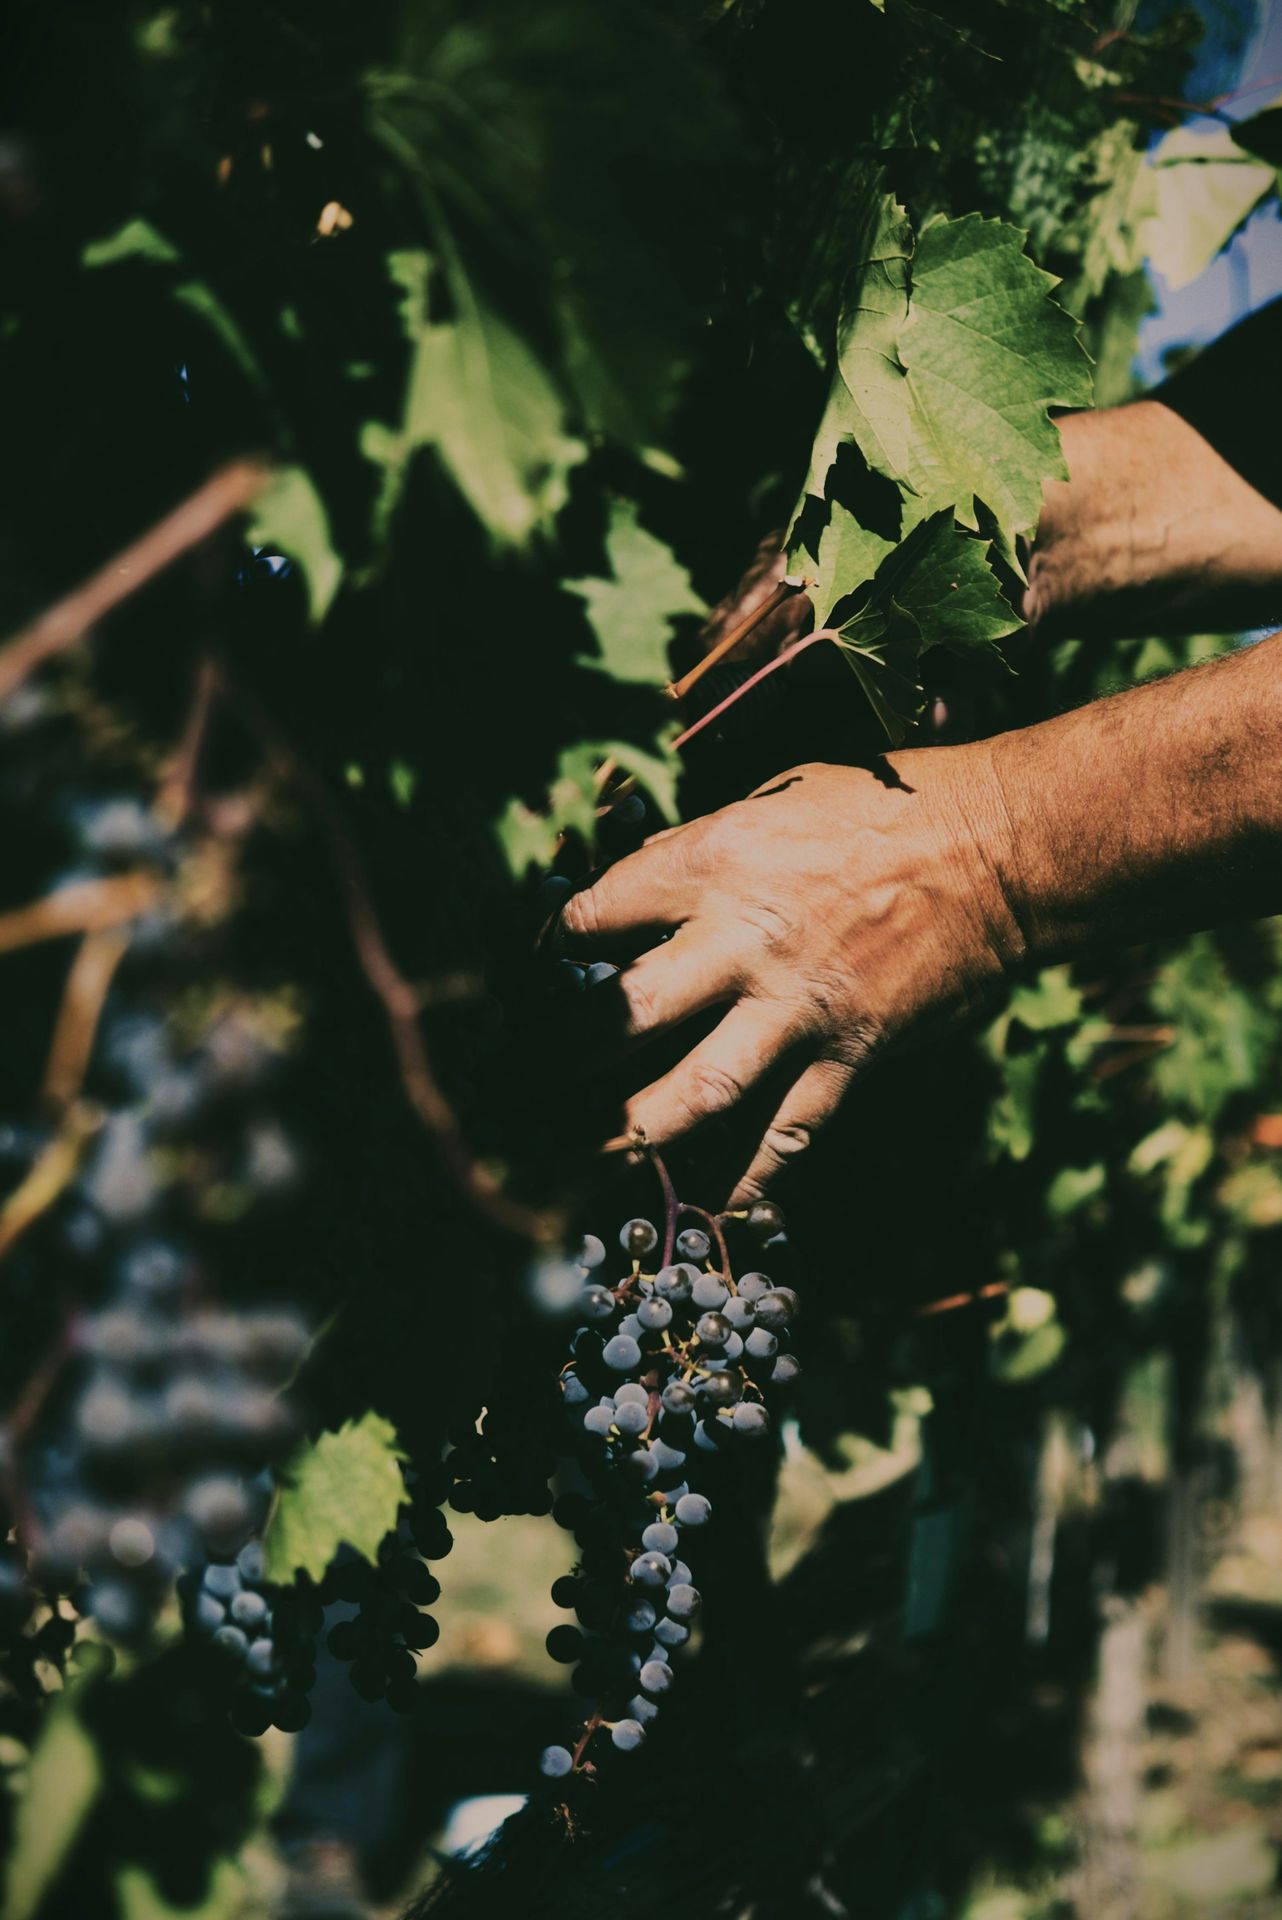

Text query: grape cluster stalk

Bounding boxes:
[540,1169,798,1778]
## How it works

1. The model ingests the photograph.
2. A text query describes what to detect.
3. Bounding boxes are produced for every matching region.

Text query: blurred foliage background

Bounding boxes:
[1,0,1281,1916]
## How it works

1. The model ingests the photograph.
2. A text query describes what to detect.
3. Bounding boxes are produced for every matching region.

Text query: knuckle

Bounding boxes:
[761,1117,814,1164]
[561,886,601,942]
[684,1060,744,1120]
[620,969,659,1037]
[739,898,796,956]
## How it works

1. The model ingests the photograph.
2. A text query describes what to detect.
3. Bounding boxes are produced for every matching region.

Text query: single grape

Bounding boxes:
[611,1718,646,1752]
[193,1590,225,1633]
[737,1272,772,1303]
[653,1617,689,1650]
[621,1219,658,1259]
[202,1562,241,1601]
[580,1285,618,1323]
[753,1288,798,1331]
[583,1405,616,1438]
[585,960,621,983]
[699,1372,740,1411]
[615,1383,649,1406]
[771,1353,802,1387]
[745,1327,778,1360]
[693,1419,721,1453]
[612,1401,649,1437]
[649,1438,686,1474]
[541,1745,575,1779]
[675,1492,711,1528]
[691,1272,728,1310]
[617,1312,645,1341]
[546,1624,583,1664]
[236,1541,266,1583]
[603,1334,642,1373]
[637,1296,672,1331]
[655,1264,697,1302]
[639,1658,672,1696]
[246,1638,276,1680]
[665,1583,701,1622]
[578,1235,607,1270]
[628,1693,660,1725]
[732,1401,770,1437]
[622,1448,659,1485]
[747,1201,785,1237]
[213,1623,250,1660]
[561,1373,590,1407]
[629,1552,671,1589]
[676,1227,710,1262]
[661,1381,697,1417]
[641,1521,679,1557]
[625,1597,658,1632]
[230,1589,269,1630]
[722,1331,744,1362]
[695,1312,730,1350]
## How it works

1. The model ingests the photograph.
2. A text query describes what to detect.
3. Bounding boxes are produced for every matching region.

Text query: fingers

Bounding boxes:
[726,1056,859,1209]
[556,827,698,953]
[623,1000,796,1146]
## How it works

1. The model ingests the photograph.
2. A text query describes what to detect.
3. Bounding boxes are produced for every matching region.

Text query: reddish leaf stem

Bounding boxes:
[670,629,835,754]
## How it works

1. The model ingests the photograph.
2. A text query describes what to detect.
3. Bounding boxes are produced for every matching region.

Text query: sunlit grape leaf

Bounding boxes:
[246,467,342,625]
[363,250,583,548]
[1148,935,1274,1123]
[801,204,1090,570]
[1139,122,1275,289]
[567,498,705,686]
[263,1411,407,1582]
[82,218,179,269]
[807,509,897,628]
[495,734,679,879]
[117,1860,246,1920]
[5,1697,101,1920]
[829,514,1019,740]
[798,195,913,509]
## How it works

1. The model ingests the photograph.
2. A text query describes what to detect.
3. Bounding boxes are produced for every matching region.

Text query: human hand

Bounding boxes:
[558,749,1024,1204]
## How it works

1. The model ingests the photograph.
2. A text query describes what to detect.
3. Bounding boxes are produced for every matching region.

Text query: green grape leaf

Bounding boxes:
[1139,122,1275,289]
[801,204,1091,569]
[246,467,342,625]
[117,1860,247,1920]
[1147,934,1275,1122]
[82,218,179,269]
[5,1696,101,1920]
[363,248,583,548]
[830,514,1019,741]
[263,1412,407,1583]
[567,498,705,686]
[1232,103,1282,169]
[798,195,913,509]
[807,507,898,628]
[495,734,679,879]
[893,215,1092,557]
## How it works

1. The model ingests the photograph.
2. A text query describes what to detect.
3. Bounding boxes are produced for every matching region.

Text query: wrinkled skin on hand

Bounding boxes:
[559,750,1022,1205]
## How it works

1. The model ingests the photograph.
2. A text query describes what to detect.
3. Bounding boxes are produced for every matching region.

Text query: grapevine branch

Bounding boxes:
[220,674,555,1243]
[0,873,162,957]
[41,928,132,1112]
[666,578,807,705]
[0,461,269,708]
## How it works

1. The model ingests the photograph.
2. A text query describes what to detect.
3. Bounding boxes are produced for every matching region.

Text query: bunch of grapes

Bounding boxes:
[321,1520,444,1713]
[539,1191,797,1777]
[182,1540,322,1735]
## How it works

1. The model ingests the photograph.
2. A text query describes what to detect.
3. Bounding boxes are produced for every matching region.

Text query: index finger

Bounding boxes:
[556,825,698,953]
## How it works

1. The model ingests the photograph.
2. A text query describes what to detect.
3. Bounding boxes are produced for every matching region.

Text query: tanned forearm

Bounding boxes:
[1027,402,1282,639]
[982,625,1282,961]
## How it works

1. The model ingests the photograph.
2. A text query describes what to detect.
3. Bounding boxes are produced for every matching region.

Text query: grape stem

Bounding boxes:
[670,629,835,754]
[218,669,556,1244]
[0,460,269,709]
[665,578,807,705]
[571,1711,602,1769]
